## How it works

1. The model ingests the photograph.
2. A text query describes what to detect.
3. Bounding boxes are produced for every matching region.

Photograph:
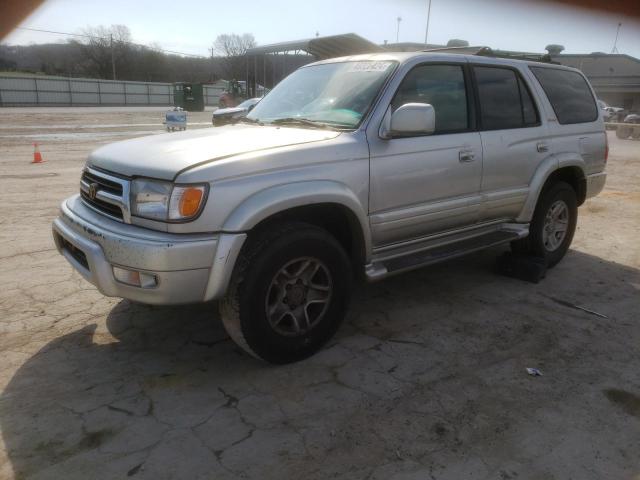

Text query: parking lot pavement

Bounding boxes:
[0,109,639,479]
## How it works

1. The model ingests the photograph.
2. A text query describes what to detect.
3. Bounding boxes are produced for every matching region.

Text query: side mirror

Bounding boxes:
[389,103,435,137]
[247,104,255,112]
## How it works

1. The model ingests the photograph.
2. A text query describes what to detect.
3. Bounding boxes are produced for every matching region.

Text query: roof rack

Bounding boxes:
[422,46,555,64]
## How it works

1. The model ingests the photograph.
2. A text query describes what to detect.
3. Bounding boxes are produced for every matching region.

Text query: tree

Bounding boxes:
[446,39,469,47]
[70,24,132,79]
[213,33,256,80]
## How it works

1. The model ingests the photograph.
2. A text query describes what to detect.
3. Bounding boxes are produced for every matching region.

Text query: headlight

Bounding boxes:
[131,179,207,222]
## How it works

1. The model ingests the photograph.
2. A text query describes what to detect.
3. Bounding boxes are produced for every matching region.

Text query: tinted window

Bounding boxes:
[474,67,538,130]
[392,64,468,133]
[530,67,598,124]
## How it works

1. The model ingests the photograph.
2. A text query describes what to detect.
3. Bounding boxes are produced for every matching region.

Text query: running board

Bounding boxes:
[365,223,528,281]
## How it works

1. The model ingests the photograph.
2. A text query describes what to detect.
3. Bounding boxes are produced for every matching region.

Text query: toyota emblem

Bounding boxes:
[88,182,98,200]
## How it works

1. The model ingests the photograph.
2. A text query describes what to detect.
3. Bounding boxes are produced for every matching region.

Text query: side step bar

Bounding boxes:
[365,224,528,281]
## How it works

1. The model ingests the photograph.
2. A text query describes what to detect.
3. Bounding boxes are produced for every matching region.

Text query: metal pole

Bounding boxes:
[254,55,257,97]
[396,16,402,43]
[209,47,214,82]
[424,0,432,45]
[262,55,266,94]
[110,34,116,80]
[611,22,622,53]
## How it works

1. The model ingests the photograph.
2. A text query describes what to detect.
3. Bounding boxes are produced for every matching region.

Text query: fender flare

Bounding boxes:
[222,180,372,258]
[517,153,586,222]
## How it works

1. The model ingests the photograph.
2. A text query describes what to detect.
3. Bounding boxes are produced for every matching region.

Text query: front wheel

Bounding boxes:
[512,181,578,267]
[219,223,352,364]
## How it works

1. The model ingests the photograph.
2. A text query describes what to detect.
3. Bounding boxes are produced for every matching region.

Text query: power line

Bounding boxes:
[14,26,205,58]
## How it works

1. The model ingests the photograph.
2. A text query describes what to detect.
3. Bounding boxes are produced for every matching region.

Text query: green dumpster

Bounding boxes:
[173,82,204,112]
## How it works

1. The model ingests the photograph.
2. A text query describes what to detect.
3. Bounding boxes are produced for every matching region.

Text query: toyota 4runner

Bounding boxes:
[53,52,607,363]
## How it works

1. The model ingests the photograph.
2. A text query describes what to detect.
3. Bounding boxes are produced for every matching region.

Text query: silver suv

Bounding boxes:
[53,52,607,363]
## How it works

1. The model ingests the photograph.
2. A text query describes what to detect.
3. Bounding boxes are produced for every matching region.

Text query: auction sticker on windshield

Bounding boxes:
[348,61,393,72]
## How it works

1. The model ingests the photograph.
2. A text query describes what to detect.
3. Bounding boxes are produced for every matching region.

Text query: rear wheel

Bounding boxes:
[219,223,352,364]
[512,181,577,267]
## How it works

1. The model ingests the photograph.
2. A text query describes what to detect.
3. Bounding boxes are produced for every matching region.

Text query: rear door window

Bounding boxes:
[474,66,539,130]
[391,64,469,133]
[530,67,598,124]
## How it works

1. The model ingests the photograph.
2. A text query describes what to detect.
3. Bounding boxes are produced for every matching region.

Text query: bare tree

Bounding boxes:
[70,25,132,79]
[214,33,256,80]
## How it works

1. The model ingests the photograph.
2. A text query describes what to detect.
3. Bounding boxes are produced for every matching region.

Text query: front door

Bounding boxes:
[368,63,483,247]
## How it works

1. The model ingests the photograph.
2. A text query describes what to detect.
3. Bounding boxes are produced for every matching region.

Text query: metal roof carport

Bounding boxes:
[244,33,384,97]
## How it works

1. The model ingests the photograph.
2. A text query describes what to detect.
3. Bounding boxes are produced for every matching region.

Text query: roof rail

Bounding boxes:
[423,46,555,64]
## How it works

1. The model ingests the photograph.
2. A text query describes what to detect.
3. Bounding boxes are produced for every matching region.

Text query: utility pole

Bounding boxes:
[611,22,622,53]
[209,47,215,81]
[424,0,432,45]
[396,16,402,43]
[110,33,116,80]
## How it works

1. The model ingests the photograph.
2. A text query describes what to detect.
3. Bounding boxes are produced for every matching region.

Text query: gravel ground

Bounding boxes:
[0,108,639,480]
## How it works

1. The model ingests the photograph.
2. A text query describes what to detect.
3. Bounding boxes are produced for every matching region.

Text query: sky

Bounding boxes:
[3,0,640,59]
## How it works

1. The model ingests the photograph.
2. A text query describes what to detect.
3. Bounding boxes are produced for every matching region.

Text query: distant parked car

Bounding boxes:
[597,100,611,121]
[606,106,625,122]
[615,113,640,140]
[212,98,261,126]
[623,113,640,124]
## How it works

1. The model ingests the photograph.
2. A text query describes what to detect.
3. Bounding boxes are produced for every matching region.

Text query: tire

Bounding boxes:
[511,181,578,268]
[219,222,352,364]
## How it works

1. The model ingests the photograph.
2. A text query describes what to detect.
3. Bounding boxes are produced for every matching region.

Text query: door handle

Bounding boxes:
[459,150,475,163]
[537,142,549,153]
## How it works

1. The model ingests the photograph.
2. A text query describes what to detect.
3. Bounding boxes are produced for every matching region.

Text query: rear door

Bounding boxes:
[529,66,605,176]
[472,62,550,222]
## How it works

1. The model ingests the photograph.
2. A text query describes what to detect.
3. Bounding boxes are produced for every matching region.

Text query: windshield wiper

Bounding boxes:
[233,116,263,125]
[269,117,339,130]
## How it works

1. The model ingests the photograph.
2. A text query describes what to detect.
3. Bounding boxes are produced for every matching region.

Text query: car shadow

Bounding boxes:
[1,247,639,479]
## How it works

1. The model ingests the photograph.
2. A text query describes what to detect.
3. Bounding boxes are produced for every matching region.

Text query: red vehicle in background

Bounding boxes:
[218,79,246,108]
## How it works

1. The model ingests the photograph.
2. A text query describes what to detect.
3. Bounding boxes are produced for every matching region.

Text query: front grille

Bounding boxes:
[83,169,122,196]
[79,168,129,222]
[80,189,124,219]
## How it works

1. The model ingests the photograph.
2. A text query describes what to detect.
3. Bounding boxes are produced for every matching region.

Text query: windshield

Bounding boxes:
[247,60,397,129]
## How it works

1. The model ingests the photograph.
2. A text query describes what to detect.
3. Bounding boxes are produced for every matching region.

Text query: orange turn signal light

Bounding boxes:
[179,187,204,217]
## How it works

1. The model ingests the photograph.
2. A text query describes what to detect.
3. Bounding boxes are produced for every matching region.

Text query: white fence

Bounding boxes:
[0,74,224,107]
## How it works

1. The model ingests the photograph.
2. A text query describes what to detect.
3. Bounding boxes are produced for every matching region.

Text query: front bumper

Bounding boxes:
[52,195,245,305]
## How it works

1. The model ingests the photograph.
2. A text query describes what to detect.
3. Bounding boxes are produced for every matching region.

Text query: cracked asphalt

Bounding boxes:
[1,108,639,479]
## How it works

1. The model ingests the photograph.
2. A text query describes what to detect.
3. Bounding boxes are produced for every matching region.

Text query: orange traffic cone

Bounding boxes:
[32,142,44,164]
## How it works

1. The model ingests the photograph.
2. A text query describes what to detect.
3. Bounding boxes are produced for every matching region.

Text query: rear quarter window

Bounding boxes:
[530,67,598,125]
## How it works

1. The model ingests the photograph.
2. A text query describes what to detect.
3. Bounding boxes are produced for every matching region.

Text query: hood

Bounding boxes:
[87,125,340,180]
[213,107,246,116]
